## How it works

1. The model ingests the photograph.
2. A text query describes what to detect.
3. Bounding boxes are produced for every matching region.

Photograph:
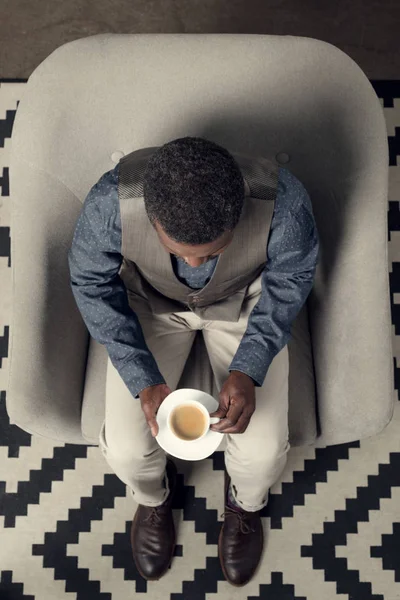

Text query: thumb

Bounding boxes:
[141,401,159,438]
[144,410,159,438]
[163,385,173,398]
[210,391,230,419]
[150,385,172,437]
[147,385,172,437]
[149,415,159,438]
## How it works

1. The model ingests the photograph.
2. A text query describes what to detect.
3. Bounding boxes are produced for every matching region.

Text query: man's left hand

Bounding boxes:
[210,370,256,434]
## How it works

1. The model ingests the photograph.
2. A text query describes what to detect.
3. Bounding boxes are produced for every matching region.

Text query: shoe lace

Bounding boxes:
[144,507,164,527]
[221,507,256,535]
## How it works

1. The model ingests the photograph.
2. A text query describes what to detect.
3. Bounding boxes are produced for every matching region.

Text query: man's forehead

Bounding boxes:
[154,221,232,252]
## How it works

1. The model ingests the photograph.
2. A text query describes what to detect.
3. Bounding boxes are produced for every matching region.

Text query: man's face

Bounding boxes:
[154,220,234,268]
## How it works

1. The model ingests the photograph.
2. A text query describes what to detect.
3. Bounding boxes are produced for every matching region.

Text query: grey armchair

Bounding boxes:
[7,33,394,448]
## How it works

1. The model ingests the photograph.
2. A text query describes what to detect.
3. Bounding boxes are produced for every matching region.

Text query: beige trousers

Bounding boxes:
[99,274,290,512]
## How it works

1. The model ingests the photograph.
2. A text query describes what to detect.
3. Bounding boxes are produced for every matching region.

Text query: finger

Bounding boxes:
[224,398,245,426]
[149,417,159,438]
[216,413,252,435]
[210,393,230,419]
[211,412,244,433]
[211,414,242,433]
[163,386,173,399]
[141,402,159,437]
[210,407,228,419]
[211,395,245,431]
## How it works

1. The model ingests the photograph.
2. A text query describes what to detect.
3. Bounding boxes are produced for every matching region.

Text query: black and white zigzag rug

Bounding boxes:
[1,79,399,600]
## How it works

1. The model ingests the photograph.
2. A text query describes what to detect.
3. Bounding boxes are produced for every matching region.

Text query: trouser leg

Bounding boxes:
[99,293,196,506]
[202,275,290,511]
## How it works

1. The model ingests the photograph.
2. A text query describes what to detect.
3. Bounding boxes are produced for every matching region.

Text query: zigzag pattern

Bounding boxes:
[0,79,399,600]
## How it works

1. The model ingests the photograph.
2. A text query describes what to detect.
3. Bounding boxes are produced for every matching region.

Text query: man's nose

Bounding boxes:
[183,257,207,267]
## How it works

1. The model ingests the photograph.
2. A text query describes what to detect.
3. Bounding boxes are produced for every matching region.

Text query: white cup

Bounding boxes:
[167,399,220,443]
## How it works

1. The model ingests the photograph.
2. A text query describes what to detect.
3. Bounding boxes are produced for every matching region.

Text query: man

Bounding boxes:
[68,136,319,586]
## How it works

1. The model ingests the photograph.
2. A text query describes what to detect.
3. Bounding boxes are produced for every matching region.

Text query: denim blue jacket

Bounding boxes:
[68,163,319,398]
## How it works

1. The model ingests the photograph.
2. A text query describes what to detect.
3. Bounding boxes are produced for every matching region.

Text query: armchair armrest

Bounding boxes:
[309,173,394,447]
[7,158,89,444]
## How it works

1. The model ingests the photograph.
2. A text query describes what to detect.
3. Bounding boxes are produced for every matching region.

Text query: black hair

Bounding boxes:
[143,136,245,245]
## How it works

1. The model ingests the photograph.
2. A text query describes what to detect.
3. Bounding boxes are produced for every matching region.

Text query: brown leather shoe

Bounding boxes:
[218,472,264,587]
[131,459,177,580]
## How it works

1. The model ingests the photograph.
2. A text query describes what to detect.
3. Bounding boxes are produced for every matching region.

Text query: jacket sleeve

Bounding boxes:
[229,169,319,386]
[68,167,166,398]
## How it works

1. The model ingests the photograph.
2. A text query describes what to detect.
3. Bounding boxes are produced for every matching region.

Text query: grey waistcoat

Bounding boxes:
[118,146,279,322]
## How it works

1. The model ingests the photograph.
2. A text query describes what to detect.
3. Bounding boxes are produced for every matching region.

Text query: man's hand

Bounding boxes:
[139,383,172,437]
[210,371,256,434]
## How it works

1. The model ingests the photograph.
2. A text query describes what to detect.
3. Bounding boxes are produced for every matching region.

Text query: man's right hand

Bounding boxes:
[139,383,172,437]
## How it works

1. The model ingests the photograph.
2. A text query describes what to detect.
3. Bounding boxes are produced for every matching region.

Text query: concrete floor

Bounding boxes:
[0,0,399,80]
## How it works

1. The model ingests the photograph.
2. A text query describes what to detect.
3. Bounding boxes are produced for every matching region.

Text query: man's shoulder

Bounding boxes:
[82,163,120,228]
[93,163,120,192]
[85,164,119,205]
[276,166,312,215]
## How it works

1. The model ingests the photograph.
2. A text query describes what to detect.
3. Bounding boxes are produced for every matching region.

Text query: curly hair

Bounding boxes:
[143,136,245,245]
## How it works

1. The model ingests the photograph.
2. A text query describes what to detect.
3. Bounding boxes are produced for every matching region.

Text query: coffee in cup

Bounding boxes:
[167,400,220,442]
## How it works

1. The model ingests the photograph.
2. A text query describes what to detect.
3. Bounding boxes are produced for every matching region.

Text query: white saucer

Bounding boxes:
[156,389,224,461]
